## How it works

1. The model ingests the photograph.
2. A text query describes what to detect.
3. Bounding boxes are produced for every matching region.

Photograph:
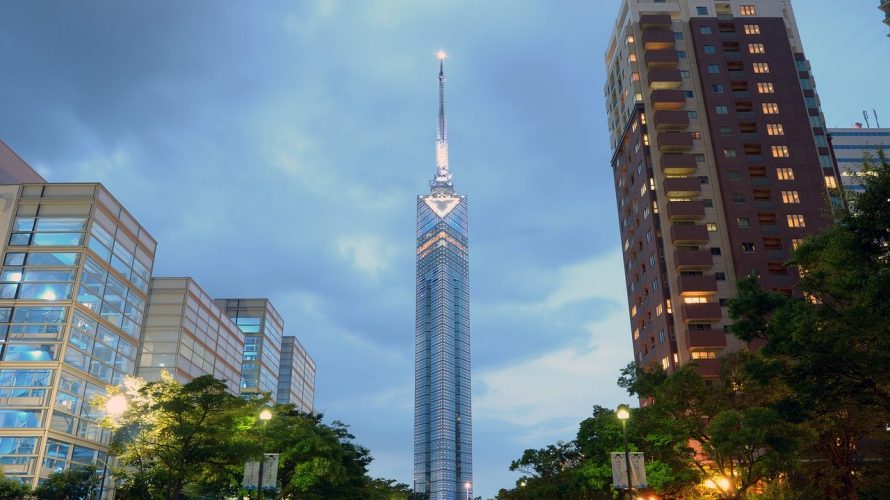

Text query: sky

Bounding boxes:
[1,1,888,497]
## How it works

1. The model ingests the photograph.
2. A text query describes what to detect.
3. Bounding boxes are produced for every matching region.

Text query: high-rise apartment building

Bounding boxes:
[138,278,244,393]
[275,335,315,412]
[605,0,842,376]
[214,298,283,397]
[828,126,890,194]
[881,1,890,37]
[414,54,472,500]
[0,181,155,487]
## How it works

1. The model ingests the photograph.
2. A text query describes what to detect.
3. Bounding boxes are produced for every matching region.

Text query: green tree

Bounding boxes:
[32,465,99,500]
[0,472,31,500]
[96,373,265,500]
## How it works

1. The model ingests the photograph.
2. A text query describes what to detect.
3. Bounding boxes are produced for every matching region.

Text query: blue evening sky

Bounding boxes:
[1,1,887,497]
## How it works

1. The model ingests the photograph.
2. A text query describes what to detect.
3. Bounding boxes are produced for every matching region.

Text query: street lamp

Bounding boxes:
[464,481,471,500]
[99,394,129,500]
[617,404,633,500]
[257,409,273,500]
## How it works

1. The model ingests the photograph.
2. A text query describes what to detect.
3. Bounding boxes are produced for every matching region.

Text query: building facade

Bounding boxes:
[414,54,473,500]
[604,0,842,376]
[138,278,244,393]
[828,126,890,194]
[881,1,890,37]
[275,335,315,413]
[0,182,155,487]
[214,298,283,398]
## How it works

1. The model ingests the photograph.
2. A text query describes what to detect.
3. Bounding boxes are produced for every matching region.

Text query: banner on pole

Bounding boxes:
[611,452,647,489]
[242,453,279,489]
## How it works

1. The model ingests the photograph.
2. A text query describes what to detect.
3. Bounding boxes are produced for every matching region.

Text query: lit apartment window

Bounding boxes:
[656,303,664,316]
[633,328,640,340]
[635,92,643,103]
[787,215,806,228]
[742,242,756,252]
[643,134,649,146]
[632,72,640,82]
[631,305,637,316]
[748,43,765,54]
[740,5,757,16]
[661,357,670,370]
[744,24,761,34]
[753,63,770,73]
[691,351,718,360]
[737,217,750,228]
[629,53,637,63]
[724,149,737,158]
[757,82,774,93]
[640,113,646,124]
[652,200,658,213]
[707,223,718,232]
[825,176,838,188]
[781,191,800,203]
[649,177,655,190]
[691,132,702,140]
[762,102,780,114]
[777,168,795,180]
[627,34,635,44]
[766,124,784,135]
[771,146,790,158]
[791,238,804,249]
[684,297,708,304]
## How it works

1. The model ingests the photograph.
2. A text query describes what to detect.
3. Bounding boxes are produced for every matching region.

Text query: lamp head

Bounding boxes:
[616,404,631,421]
[259,409,273,421]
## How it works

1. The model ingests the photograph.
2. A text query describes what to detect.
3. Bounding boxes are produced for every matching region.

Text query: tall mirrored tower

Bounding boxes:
[414,52,472,500]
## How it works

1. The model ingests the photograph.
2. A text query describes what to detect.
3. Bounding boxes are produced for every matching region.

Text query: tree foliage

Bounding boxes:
[32,465,100,500]
[0,472,31,500]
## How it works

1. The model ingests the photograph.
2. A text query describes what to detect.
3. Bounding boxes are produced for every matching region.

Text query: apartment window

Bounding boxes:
[677,50,688,59]
[703,199,713,207]
[740,5,757,16]
[757,82,774,94]
[766,124,784,136]
[643,134,650,146]
[700,26,713,35]
[658,329,665,342]
[629,53,637,63]
[708,64,720,74]
[724,149,737,158]
[719,126,732,136]
[712,84,725,94]
[684,90,694,98]
[781,191,800,204]
[680,70,691,78]
[695,154,706,162]
[691,132,702,140]
[715,272,726,281]
[748,43,765,54]
[732,192,746,203]
[688,111,698,119]
[635,92,643,103]
[710,247,721,255]
[825,176,838,189]
[787,215,806,228]
[715,105,729,115]
[626,34,635,44]
[674,31,684,40]
[649,254,656,267]
[814,135,827,147]
[777,168,795,180]
[752,63,770,74]
[684,296,708,304]
[632,72,640,82]
[771,146,790,158]
[699,176,709,184]
[791,238,804,249]
[742,242,756,253]
[762,102,780,114]
[737,217,751,228]
[697,6,709,15]
[707,223,718,232]
[704,45,717,54]
[744,24,761,34]
[652,279,659,291]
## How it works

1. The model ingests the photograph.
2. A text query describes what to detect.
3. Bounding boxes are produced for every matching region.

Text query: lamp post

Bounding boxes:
[257,409,273,500]
[616,404,633,500]
[464,481,471,500]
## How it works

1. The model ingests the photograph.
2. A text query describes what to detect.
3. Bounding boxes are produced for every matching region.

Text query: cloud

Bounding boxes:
[337,234,397,279]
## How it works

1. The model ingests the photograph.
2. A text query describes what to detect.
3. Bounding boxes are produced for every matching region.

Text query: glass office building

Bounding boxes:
[214,298,283,397]
[0,182,155,487]
[414,55,473,500]
[275,335,315,413]
[138,278,244,393]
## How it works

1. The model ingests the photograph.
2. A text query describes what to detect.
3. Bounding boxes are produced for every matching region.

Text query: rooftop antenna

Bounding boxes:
[863,110,871,129]
[874,110,881,128]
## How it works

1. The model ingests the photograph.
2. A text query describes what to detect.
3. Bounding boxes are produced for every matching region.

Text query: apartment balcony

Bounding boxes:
[674,249,713,270]
[670,224,709,244]
[687,330,728,349]
[681,302,722,322]
[667,200,705,221]
[660,153,696,175]
[653,110,689,131]
[647,68,682,89]
[678,275,718,296]
[645,50,679,69]
[651,90,686,111]
[642,29,675,50]
[694,358,721,377]
[640,14,672,29]
[881,0,890,14]
[663,176,700,197]
[657,131,693,152]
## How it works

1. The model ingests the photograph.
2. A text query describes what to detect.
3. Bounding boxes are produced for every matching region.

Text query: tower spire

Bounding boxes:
[434,51,451,185]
